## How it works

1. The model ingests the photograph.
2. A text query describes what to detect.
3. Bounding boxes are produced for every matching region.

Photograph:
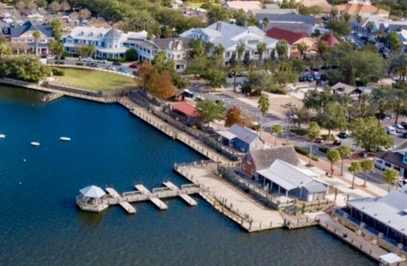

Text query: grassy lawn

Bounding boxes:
[54,68,138,90]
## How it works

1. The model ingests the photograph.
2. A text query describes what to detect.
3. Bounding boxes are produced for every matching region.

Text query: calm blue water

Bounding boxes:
[0,87,376,265]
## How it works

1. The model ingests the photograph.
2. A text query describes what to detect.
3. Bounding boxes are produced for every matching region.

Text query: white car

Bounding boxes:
[97,59,108,64]
[83,57,93,62]
[394,124,405,133]
[386,126,396,135]
[106,65,116,70]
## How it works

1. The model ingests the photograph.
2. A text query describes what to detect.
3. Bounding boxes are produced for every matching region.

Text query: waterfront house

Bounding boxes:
[241,146,300,180]
[345,185,407,249]
[179,21,277,63]
[217,124,265,152]
[257,159,327,201]
[374,141,407,179]
[170,101,200,126]
[8,20,53,55]
[62,26,147,59]
[123,37,191,72]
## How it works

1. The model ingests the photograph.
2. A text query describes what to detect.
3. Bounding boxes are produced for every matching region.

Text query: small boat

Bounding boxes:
[31,142,40,146]
[60,137,71,141]
[0,134,5,138]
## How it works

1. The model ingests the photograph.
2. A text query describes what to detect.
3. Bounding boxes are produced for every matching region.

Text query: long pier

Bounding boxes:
[103,182,200,214]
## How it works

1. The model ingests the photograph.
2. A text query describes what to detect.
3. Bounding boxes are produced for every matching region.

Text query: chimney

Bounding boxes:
[216,22,222,31]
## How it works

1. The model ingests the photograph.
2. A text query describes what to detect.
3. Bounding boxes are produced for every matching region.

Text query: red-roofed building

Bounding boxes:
[171,101,200,125]
[322,33,339,47]
[266,27,309,45]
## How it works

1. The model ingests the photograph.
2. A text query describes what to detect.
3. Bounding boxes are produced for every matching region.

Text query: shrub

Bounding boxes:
[294,146,318,161]
[51,68,64,76]
[76,62,84,66]
[290,129,308,136]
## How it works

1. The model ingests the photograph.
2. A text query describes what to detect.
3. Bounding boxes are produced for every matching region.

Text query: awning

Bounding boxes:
[217,130,237,140]
[379,253,405,264]
[80,185,106,198]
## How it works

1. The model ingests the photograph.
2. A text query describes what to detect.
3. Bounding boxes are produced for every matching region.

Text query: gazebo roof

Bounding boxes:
[79,185,106,198]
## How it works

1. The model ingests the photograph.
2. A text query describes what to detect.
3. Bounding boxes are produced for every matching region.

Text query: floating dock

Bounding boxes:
[163,181,197,206]
[31,142,40,146]
[135,184,168,210]
[60,136,71,141]
[0,134,5,138]
[119,202,136,214]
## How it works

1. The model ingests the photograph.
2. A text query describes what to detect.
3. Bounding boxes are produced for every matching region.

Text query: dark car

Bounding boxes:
[402,132,407,138]
[129,63,138,69]
[315,138,325,144]
[333,139,341,146]
[55,56,65,60]
[337,132,349,139]
[112,61,122,66]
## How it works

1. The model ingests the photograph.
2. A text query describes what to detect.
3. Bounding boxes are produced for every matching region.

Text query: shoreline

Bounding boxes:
[0,80,400,264]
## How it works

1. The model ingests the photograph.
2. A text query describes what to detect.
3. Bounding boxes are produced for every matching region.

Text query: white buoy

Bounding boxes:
[0,134,5,138]
[23,159,26,162]
[60,137,71,141]
[31,142,40,146]
[19,182,22,185]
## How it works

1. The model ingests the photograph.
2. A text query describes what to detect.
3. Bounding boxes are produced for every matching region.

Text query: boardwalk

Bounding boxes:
[175,163,285,232]
[118,96,230,164]
[135,184,168,210]
[163,181,197,206]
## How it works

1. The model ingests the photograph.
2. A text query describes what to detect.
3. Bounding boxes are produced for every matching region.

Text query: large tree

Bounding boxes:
[296,41,308,57]
[225,106,243,127]
[196,100,226,125]
[48,39,64,64]
[307,122,320,165]
[236,42,245,61]
[276,40,289,58]
[371,85,392,124]
[316,102,348,136]
[389,54,407,83]
[0,55,51,82]
[349,116,394,152]
[387,32,403,53]
[271,124,283,146]
[256,41,267,65]
[32,31,41,55]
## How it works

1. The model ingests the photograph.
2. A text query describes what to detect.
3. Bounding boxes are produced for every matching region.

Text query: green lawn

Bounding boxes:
[55,68,138,90]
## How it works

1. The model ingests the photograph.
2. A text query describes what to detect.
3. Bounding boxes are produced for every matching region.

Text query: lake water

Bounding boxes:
[0,87,376,265]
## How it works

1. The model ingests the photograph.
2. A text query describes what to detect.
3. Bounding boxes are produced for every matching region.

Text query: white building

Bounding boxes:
[62,26,147,59]
[180,21,278,62]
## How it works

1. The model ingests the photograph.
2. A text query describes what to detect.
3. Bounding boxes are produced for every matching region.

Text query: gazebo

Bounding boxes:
[76,185,109,212]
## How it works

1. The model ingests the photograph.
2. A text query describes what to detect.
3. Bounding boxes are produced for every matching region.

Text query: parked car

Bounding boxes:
[106,65,116,70]
[386,126,396,135]
[333,139,341,146]
[129,63,139,69]
[337,132,349,139]
[86,62,98,67]
[97,59,108,64]
[401,122,407,129]
[55,56,65,60]
[394,124,405,133]
[83,57,93,62]
[112,61,122,66]
[402,132,407,138]
[117,67,127,73]
[315,138,325,144]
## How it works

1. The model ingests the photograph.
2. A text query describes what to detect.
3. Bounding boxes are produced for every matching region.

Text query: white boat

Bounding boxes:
[60,137,71,141]
[31,142,40,146]
[0,134,5,138]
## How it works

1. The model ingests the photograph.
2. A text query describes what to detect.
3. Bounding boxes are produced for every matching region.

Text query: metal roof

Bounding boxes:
[347,189,407,236]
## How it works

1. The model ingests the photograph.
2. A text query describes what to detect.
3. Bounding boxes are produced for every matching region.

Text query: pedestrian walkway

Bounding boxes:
[175,163,285,232]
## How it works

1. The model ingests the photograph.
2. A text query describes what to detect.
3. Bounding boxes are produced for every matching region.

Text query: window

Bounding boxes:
[385,162,392,167]
[177,54,180,59]
[247,40,259,45]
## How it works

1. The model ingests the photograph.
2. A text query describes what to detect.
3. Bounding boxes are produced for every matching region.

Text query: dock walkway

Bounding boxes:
[163,181,197,206]
[174,163,285,232]
[135,184,168,210]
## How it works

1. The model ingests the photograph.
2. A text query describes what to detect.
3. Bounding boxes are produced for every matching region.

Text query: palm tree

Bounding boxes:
[32,31,41,55]
[271,124,283,146]
[229,59,241,92]
[0,42,11,58]
[338,146,352,176]
[296,41,308,58]
[343,12,351,22]
[213,44,225,60]
[348,161,362,189]
[360,159,374,187]
[262,17,269,30]
[276,40,289,58]
[330,7,338,19]
[355,14,362,23]
[389,54,407,84]
[317,40,329,57]
[327,149,340,176]
[307,122,320,165]
[87,44,96,59]
[383,169,399,192]
[256,41,267,65]
[258,94,270,116]
[236,42,245,61]
[371,85,392,125]
[391,87,407,125]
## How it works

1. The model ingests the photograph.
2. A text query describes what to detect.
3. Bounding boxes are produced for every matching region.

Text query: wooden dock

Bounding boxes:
[106,187,121,198]
[135,184,168,210]
[163,181,197,206]
[41,92,63,102]
[119,202,136,214]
